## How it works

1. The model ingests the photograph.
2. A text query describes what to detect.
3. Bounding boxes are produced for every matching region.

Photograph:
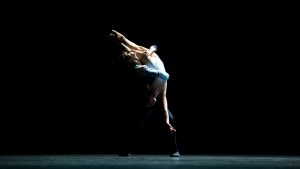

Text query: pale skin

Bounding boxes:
[110,30,176,133]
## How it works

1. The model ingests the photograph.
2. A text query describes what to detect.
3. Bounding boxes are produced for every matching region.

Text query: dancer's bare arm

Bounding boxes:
[159,81,176,133]
[112,30,149,51]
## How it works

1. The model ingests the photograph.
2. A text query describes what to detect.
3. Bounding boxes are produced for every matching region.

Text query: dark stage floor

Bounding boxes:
[1,154,300,169]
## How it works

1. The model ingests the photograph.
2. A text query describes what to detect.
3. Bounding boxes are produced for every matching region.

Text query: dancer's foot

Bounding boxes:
[170,151,180,157]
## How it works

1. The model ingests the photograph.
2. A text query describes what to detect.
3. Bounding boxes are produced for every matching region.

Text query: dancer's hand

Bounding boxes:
[146,96,157,107]
[111,30,124,41]
[109,33,119,43]
[167,123,176,134]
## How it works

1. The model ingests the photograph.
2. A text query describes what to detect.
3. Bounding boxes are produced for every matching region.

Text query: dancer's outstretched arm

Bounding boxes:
[112,30,149,51]
[159,81,176,134]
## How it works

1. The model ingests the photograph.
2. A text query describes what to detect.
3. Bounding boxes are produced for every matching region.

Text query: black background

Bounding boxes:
[1,2,299,155]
